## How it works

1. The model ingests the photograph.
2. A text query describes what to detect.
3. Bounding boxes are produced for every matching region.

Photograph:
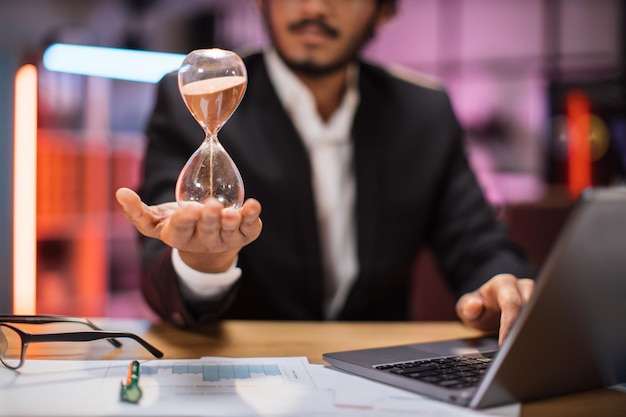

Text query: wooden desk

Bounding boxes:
[21,319,626,417]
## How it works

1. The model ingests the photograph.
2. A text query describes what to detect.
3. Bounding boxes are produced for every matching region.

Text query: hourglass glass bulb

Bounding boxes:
[175,48,247,208]
[176,137,244,207]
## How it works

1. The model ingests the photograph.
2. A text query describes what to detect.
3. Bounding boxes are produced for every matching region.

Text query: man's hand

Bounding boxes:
[455,274,534,345]
[115,187,262,273]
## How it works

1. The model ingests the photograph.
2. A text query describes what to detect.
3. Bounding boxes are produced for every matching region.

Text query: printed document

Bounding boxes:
[0,356,517,416]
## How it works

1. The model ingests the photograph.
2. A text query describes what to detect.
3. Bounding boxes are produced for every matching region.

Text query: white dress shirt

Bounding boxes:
[175,48,360,318]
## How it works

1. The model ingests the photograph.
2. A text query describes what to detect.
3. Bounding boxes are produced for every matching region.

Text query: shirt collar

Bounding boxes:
[263,48,360,146]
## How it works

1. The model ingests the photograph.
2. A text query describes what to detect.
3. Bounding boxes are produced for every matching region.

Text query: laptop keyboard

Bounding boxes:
[374,352,496,390]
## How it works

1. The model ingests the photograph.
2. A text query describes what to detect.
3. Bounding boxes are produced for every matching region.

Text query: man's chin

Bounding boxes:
[281,55,352,77]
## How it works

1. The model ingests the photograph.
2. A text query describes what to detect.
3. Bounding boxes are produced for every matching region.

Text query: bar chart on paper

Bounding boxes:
[131,357,316,389]
[141,362,292,386]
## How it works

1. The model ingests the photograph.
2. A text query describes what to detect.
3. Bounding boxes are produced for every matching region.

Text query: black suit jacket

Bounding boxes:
[139,52,533,326]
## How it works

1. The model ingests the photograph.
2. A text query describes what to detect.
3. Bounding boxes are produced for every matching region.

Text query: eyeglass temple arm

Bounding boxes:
[28,331,164,358]
[0,316,122,348]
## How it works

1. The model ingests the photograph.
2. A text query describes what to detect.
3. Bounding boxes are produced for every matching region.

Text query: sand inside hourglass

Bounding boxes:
[180,76,247,135]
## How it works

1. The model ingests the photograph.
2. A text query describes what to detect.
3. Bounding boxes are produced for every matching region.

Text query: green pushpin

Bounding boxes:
[120,360,142,404]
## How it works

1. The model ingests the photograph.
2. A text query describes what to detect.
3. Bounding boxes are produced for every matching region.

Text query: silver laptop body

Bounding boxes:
[323,187,626,408]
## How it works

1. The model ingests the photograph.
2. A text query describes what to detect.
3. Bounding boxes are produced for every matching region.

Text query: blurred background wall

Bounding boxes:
[1,0,624,318]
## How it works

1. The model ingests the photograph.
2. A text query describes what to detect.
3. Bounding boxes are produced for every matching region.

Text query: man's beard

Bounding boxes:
[278,50,353,77]
[269,16,377,77]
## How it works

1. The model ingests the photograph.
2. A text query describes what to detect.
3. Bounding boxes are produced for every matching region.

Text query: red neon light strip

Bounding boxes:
[566,90,592,200]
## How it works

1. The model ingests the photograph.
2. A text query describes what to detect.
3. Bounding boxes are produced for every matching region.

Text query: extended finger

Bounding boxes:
[115,188,160,236]
[494,277,526,344]
[219,207,242,242]
[457,295,485,323]
[240,199,262,238]
[165,203,203,246]
[196,199,226,236]
[116,187,144,221]
[518,278,535,302]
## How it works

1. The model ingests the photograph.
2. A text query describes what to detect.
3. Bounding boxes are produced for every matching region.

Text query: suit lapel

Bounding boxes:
[246,59,325,313]
[339,66,394,318]
[352,71,385,280]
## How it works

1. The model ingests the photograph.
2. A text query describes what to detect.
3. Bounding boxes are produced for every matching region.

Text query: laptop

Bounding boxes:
[323,187,626,409]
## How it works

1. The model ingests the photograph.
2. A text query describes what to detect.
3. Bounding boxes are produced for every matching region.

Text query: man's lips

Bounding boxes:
[288,19,339,40]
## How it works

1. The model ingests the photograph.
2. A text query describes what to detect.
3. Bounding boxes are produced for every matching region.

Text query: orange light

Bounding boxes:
[566,90,592,200]
[13,64,38,314]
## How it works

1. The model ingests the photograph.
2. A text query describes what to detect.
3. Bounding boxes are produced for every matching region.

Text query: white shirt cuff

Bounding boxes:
[172,248,242,297]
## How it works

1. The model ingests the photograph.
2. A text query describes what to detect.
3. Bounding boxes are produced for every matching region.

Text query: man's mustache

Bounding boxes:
[288,18,339,38]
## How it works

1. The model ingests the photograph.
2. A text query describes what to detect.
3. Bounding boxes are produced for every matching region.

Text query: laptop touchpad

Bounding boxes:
[408,336,499,358]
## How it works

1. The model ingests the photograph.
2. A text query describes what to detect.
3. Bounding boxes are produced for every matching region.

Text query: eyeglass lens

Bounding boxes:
[0,324,23,369]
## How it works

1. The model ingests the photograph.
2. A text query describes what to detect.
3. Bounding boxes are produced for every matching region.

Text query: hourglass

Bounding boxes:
[175,48,247,208]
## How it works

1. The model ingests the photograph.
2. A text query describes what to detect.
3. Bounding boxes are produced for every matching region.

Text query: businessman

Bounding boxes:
[117,0,535,344]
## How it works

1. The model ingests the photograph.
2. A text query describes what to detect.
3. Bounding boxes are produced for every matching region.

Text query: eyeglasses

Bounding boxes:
[0,315,164,370]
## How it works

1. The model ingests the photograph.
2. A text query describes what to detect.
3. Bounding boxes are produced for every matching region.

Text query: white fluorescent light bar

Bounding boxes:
[43,43,185,83]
